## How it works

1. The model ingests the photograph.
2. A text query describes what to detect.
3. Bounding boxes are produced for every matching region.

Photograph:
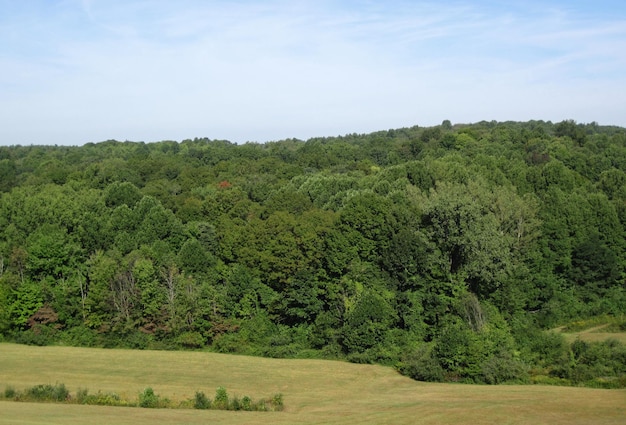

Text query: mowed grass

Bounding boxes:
[555,325,626,344]
[1,343,625,425]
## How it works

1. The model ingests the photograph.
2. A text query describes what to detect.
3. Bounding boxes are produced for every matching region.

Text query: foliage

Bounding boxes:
[193,391,211,409]
[398,344,445,382]
[75,389,128,406]
[213,386,229,410]
[0,120,625,387]
[138,387,166,408]
[15,383,70,402]
[2,383,284,411]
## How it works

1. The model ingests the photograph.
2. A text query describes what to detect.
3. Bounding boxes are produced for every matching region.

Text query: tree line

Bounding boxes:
[0,119,625,385]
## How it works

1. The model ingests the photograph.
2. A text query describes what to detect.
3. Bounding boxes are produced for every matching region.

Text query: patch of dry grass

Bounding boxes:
[1,343,625,425]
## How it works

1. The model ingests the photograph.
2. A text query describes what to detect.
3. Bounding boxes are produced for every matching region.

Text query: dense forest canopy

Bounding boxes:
[1,120,625,385]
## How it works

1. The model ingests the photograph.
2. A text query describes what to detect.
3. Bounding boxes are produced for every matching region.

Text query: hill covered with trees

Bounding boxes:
[1,120,625,386]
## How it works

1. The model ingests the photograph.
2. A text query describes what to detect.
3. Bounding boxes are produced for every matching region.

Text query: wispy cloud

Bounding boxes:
[1,0,625,145]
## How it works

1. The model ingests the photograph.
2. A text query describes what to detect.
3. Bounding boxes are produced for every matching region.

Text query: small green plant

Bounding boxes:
[25,383,69,402]
[213,386,229,409]
[241,395,252,411]
[138,387,164,408]
[76,388,89,404]
[76,389,127,406]
[230,395,242,411]
[4,385,17,399]
[193,390,211,409]
[270,393,284,411]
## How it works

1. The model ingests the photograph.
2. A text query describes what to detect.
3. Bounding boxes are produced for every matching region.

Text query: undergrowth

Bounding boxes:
[1,383,284,411]
[562,315,626,333]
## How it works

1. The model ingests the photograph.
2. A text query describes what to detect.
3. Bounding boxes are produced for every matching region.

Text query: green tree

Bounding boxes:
[342,289,397,354]
[25,224,82,281]
[178,238,214,275]
[84,251,118,330]
[103,181,143,208]
[8,280,43,329]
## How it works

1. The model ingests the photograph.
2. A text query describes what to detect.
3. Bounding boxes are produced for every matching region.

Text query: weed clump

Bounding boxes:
[213,386,229,410]
[76,388,130,406]
[4,386,16,399]
[193,390,211,409]
[190,387,284,411]
[24,383,69,402]
[138,387,170,408]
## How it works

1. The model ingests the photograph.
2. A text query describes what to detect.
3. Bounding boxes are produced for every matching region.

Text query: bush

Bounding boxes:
[76,388,89,403]
[76,389,127,406]
[346,350,376,364]
[60,326,100,347]
[212,333,249,354]
[241,395,252,411]
[4,386,16,399]
[176,332,205,349]
[25,383,69,402]
[480,353,529,384]
[191,388,280,411]
[138,387,169,408]
[213,386,229,410]
[399,344,444,382]
[523,330,568,366]
[13,327,57,346]
[269,393,284,411]
[230,395,242,411]
[193,391,211,409]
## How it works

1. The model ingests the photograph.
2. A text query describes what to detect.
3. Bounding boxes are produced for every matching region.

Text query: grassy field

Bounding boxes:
[554,320,626,344]
[1,343,625,425]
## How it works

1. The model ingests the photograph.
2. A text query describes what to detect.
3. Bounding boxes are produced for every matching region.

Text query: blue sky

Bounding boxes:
[1,0,625,145]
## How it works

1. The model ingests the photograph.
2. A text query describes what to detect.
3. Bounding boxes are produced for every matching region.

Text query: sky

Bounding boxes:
[1,0,625,146]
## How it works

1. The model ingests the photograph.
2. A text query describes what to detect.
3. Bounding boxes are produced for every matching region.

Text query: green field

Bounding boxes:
[555,322,626,344]
[1,343,625,425]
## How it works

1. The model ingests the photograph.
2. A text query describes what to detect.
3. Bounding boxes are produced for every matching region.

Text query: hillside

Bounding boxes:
[1,343,626,425]
[1,120,625,385]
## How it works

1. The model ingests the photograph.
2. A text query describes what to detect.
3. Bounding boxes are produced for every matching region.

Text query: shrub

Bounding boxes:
[138,387,167,408]
[480,352,529,384]
[76,388,89,404]
[524,330,568,366]
[346,350,376,364]
[399,344,445,382]
[176,332,205,349]
[60,326,100,347]
[269,393,284,411]
[4,386,16,399]
[213,386,229,410]
[212,333,249,354]
[14,327,57,346]
[230,395,242,411]
[193,391,211,409]
[25,383,69,402]
[76,389,126,406]
[241,395,252,411]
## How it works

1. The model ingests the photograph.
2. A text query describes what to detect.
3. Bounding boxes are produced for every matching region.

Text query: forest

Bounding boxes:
[0,119,625,386]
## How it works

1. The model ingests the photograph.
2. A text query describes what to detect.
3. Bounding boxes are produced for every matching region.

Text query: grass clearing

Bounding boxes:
[1,343,625,425]
[554,316,626,344]
[561,330,626,344]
